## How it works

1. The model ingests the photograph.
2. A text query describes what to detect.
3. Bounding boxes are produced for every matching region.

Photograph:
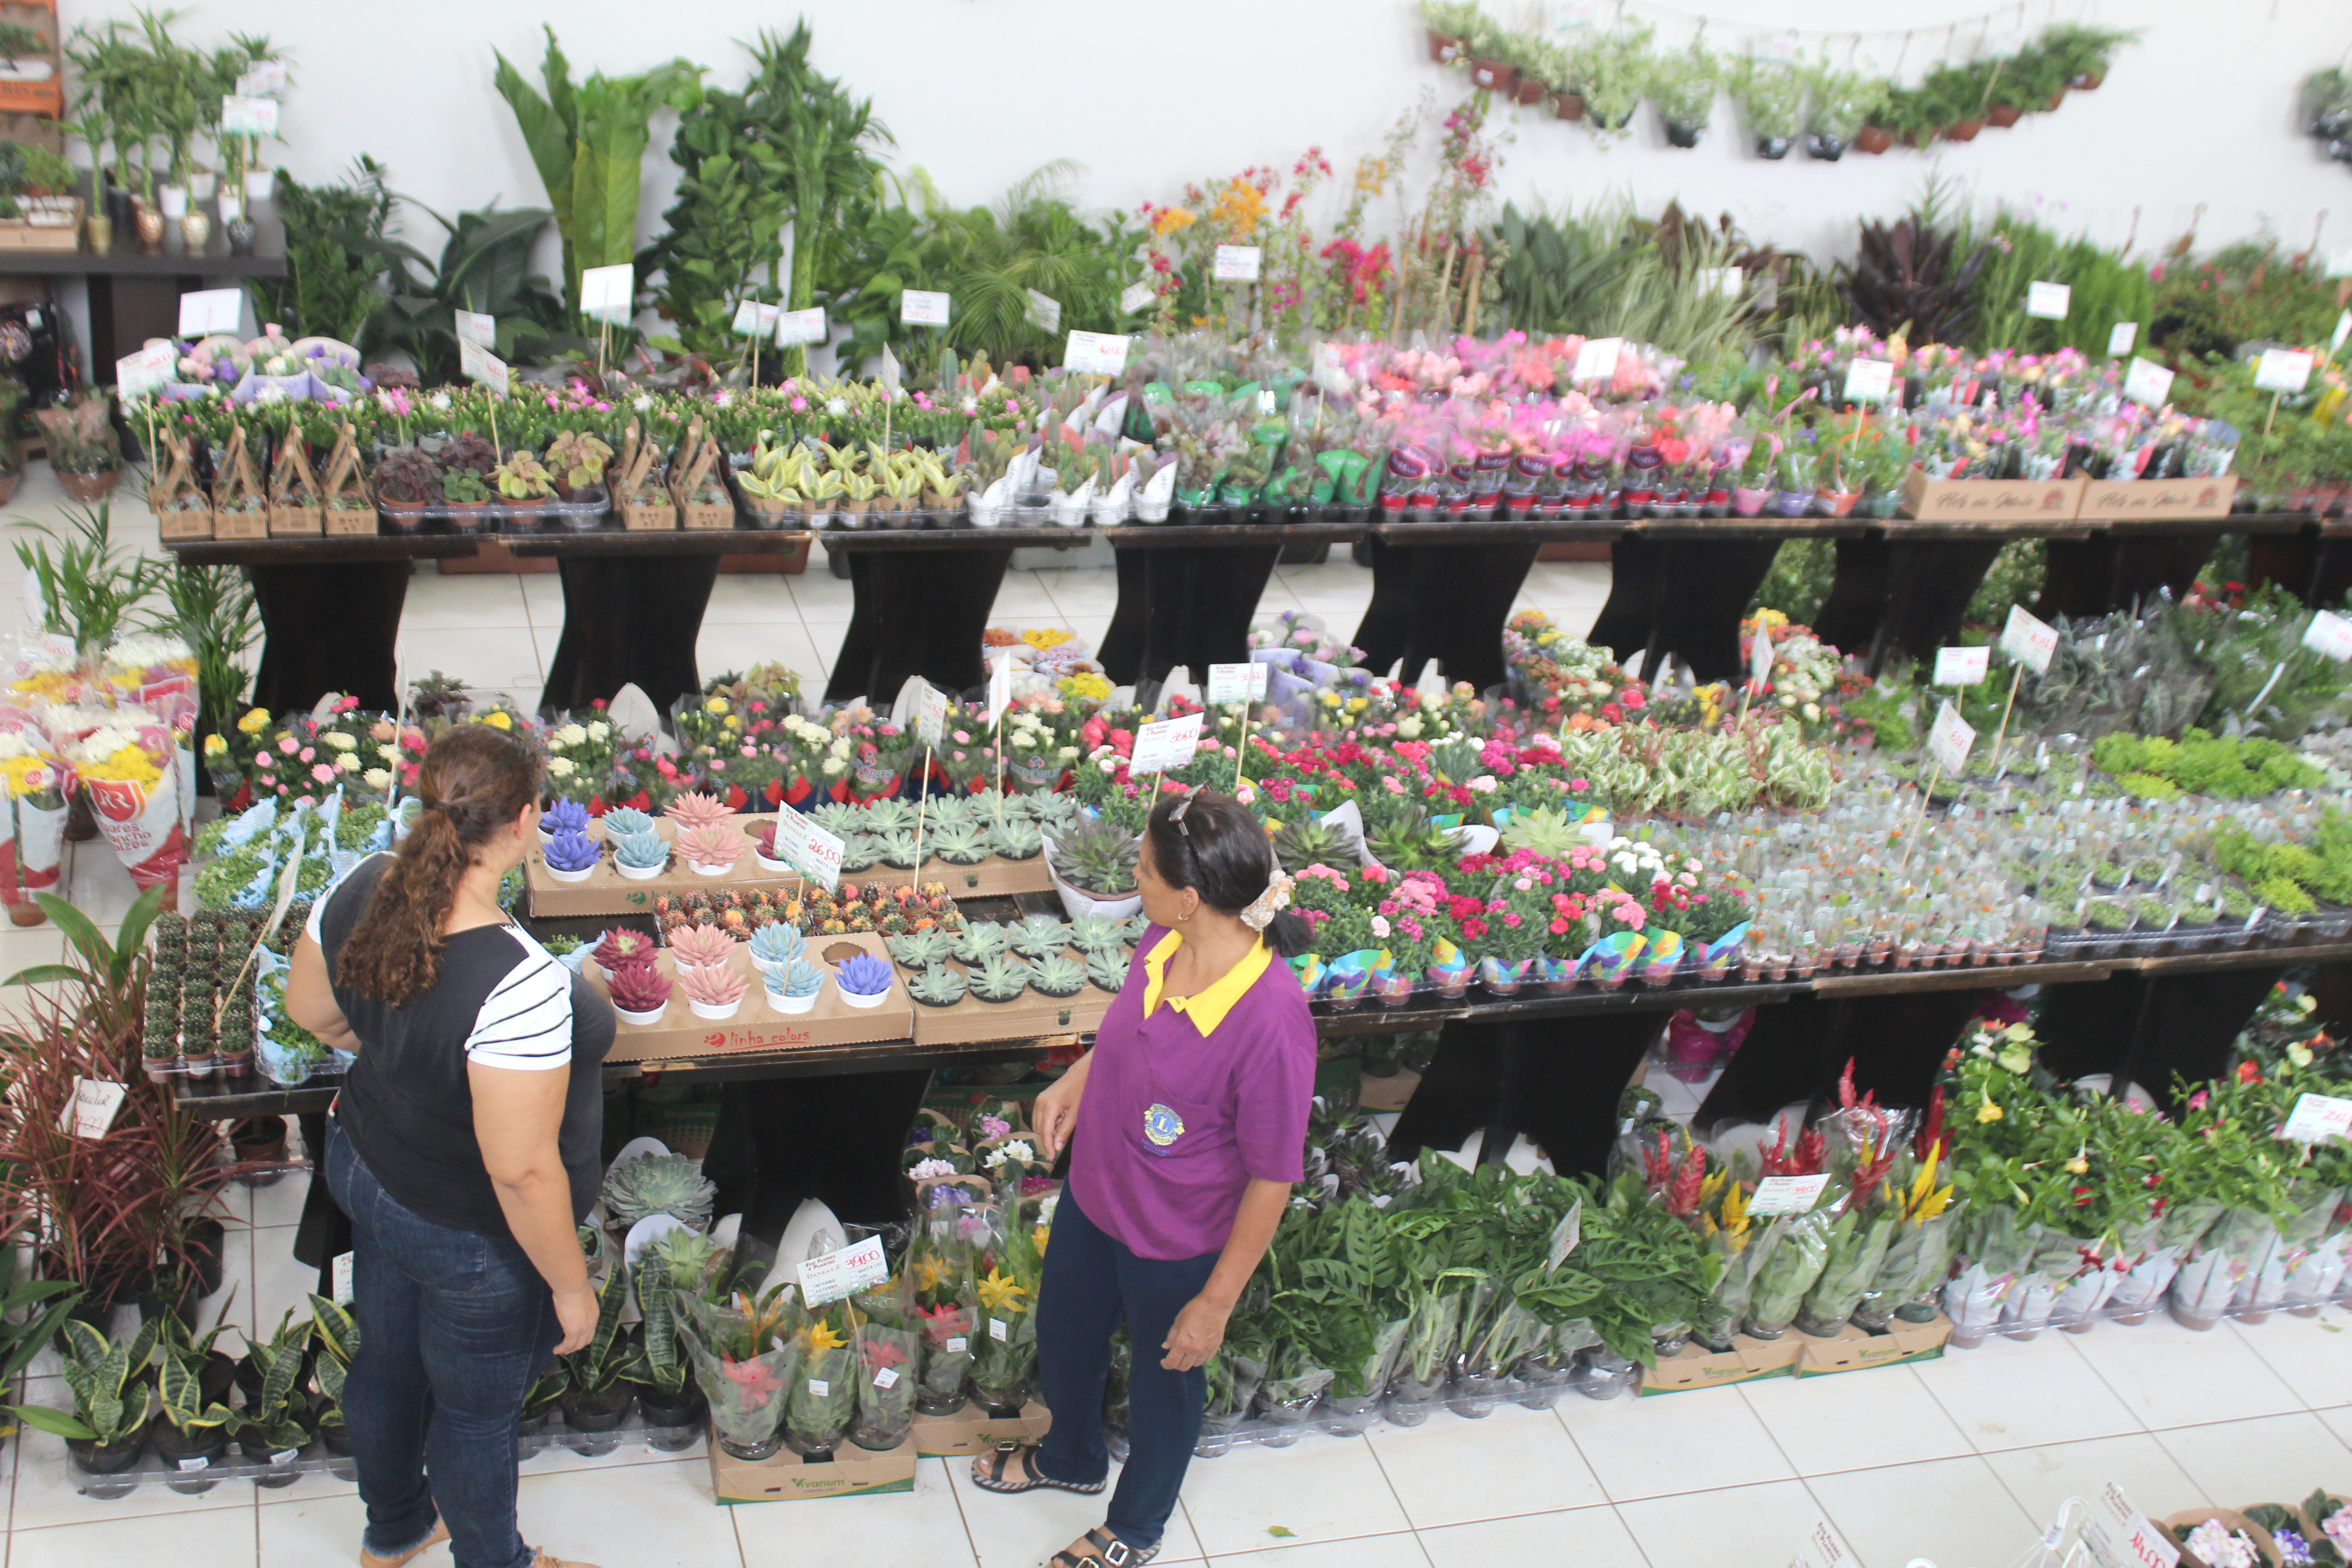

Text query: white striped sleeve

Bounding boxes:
[465,931,573,1071]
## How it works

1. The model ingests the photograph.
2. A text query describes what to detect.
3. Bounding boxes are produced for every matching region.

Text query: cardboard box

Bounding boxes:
[267,502,322,538]
[2078,475,2238,524]
[523,818,1048,918]
[212,507,269,541]
[1900,470,2085,523]
[1639,1333,1802,1396]
[911,1399,1051,1458]
[156,505,213,542]
[707,1435,916,1505]
[583,935,913,1063]
[1790,1315,1952,1378]
[324,504,376,538]
[909,950,1114,1046]
[622,499,678,531]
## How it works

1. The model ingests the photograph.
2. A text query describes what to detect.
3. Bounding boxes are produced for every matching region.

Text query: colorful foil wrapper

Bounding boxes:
[1700,922,1752,979]
[1580,931,1648,985]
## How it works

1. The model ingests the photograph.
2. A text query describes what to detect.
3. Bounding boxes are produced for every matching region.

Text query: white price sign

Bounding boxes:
[1024,289,1061,333]
[731,300,779,338]
[1572,336,1623,382]
[2122,356,2174,409]
[1064,331,1131,376]
[454,310,495,350]
[2336,311,2352,355]
[1749,623,1775,689]
[900,289,951,326]
[2285,1092,2352,1143]
[2255,348,2317,393]
[1749,1174,1830,1217]
[2026,280,2072,320]
[331,1251,354,1306]
[2107,321,2139,356]
[1932,645,1990,686]
[459,340,510,397]
[580,264,634,326]
[985,652,1013,724]
[1697,265,1744,299]
[914,686,951,748]
[60,1078,127,1140]
[1118,280,1157,314]
[1928,701,1976,775]
[2077,1480,2180,1568]
[2304,608,2352,662]
[1546,1199,1583,1270]
[1205,662,1268,705]
[115,344,174,398]
[235,60,288,97]
[1786,1517,1854,1568]
[177,287,244,337]
[1842,358,1895,406]
[774,307,827,347]
[1130,711,1203,773]
[769,803,846,891]
[2001,603,2060,676]
[219,95,279,136]
[797,1235,889,1308]
[1212,245,1262,282]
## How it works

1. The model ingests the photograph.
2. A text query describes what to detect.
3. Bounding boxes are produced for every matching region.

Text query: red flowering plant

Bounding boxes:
[1444,848,1561,965]
[1641,853,1753,946]
[832,706,911,803]
[1357,861,1448,974]
[1503,610,1647,731]
[608,739,698,814]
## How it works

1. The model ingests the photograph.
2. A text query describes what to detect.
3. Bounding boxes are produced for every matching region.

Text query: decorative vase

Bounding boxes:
[83,213,111,253]
[180,212,211,250]
[133,202,165,251]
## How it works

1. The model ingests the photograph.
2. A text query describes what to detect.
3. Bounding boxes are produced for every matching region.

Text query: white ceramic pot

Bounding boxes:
[615,858,667,880]
[188,171,217,201]
[217,190,244,224]
[544,863,593,885]
[245,168,274,202]
[690,860,733,877]
[770,987,818,1014]
[616,1004,665,1027]
[688,998,742,1021]
[158,185,189,219]
[753,851,794,875]
[838,985,890,1009]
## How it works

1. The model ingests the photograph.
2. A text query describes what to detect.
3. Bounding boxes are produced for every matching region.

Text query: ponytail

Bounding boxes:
[1145,790,1313,957]
[337,725,541,1006]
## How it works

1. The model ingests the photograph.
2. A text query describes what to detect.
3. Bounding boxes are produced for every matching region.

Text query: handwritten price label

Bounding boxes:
[454,310,495,350]
[2026,280,2072,320]
[2255,348,2317,393]
[178,288,244,337]
[899,289,951,326]
[1205,662,1268,705]
[1024,289,1061,333]
[774,307,828,346]
[1928,701,1976,775]
[1130,712,1204,773]
[1932,645,1990,687]
[1064,331,1131,376]
[1212,245,1261,282]
[2000,603,2060,676]
[769,804,845,891]
[1842,358,1895,406]
[2078,1480,2180,1568]
[2107,321,2139,356]
[459,340,510,397]
[2123,356,2174,409]
[2304,609,2352,662]
[580,264,634,327]
[798,1235,888,1308]
[1573,337,1623,382]
[60,1078,126,1140]
[1749,1174,1829,1217]
[2284,1093,2352,1143]
[115,344,174,399]
[1119,280,1157,314]
[732,300,780,338]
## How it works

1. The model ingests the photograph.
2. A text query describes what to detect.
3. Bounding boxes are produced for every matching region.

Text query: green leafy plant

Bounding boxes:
[150,563,258,744]
[22,1317,158,1446]
[246,160,395,346]
[12,504,167,649]
[229,1309,312,1452]
[372,202,573,383]
[308,1293,359,1436]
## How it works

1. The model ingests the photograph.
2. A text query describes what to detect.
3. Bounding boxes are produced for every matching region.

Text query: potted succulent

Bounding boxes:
[35,393,121,501]
[836,951,896,1008]
[681,962,748,1021]
[630,1247,708,1450]
[308,1294,360,1464]
[546,430,613,502]
[608,959,672,1024]
[769,956,827,1012]
[493,450,557,530]
[229,1309,314,1486]
[153,1317,239,1492]
[558,1266,638,1452]
[28,1317,157,1496]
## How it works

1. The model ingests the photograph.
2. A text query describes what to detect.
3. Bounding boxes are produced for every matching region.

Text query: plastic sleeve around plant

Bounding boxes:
[1742,1212,1835,1337]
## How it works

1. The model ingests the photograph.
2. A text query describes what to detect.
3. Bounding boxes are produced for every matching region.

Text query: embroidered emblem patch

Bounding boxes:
[1143,1103,1185,1147]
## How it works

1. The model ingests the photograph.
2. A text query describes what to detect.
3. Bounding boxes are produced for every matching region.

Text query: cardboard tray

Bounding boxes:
[584,935,912,1062]
[1900,470,2085,523]
[707,1434,916,1504]
[155,504,213,541]
[910,1399,1050,1458]
[1790,1314,1952,1378]
[908,948,1116,1046]
[2078,475,2239,524]
[1639,1333,1803,1396]
[267,502,323,538]
[524,818,1048,918]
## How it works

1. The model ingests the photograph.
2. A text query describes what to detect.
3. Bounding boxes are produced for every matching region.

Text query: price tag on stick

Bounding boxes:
[731,300,779,338]
[579,264,635,327]
[2078,1480,2180,1568]
[1212,245,1261,282]
[769,803,845,891]
[1063,331,1131,376]
[774,307,827,346]
[116,344,174,398]
[1842,358,1895,405]
[178,288,243,337]
[2283,1093,2352,1143]
[2255,348,2317,393]
[2122,356,2174,409]
[59,1078,127,1139]
[1024,289,1061,333]
[2000,603,2060,676]
[1130,712,1203,773]
[219,95,278,135]
[797,1235,889,1308]
[459,340,510,397]
[899,289,951,326]
[1932,646,1990,686]
[2026,280,2072,320]
[2107,321,2139,356]
[454,311,495,350]
[2304,609,2352,662]
[1928,701,1976,775]
[1205,662,1268,705]
[1573,337,1622,382]
[1118,280,1157,315]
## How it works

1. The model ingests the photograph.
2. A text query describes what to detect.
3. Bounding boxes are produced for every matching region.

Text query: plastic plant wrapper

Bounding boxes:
[1253,1338,1333,1434]
[1796,1200,1900,1337]
[908,1186,980,1414]
[850,1269,921,1450]
[1200,1340,1268,1445]
[1942,1206,2040,1341]
[674,1284,806,1459]
[71,715,185,890]
[1742,1208,1837,1338]
[0,728,68,912]
[2007,1227,2110,1335]
[2173,1205,2288,1323]
[1391,1284,1460,1403]
[0,637,82,731]
[2106,1197,2224,1317]
[785,1299,860,1455]
[1855,1206,1961,1331]
[2282,1228,2352,1312]
[967,1200,1042,1412]
[2232,1181,2344,1318]
[1691,1171,1758,1351]
[98,632,198,728]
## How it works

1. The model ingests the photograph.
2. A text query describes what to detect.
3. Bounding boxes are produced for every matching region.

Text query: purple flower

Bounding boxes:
[545,830,601,873]
[837,952,895,996]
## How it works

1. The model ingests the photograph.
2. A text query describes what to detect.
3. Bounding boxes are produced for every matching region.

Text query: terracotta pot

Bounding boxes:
[1424,29,1462,64]
[57,468,118,502]
[2046,90,2066,111]
[1943,118,1985,142]
[1987,103,2023,127]
[2068,72,2102,90]
[1854,125,1893,155]
[379,498,429,533]
[1468,59,1518,94]
[1514,76,1547,107]
[1553,91,1586,122]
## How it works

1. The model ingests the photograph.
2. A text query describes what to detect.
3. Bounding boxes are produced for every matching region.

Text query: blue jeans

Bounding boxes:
[1034,1190,1219,1551]
[326,1117,558,1568]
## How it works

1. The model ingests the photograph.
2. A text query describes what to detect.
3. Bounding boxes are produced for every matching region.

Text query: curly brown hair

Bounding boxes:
[335,725,542,1005]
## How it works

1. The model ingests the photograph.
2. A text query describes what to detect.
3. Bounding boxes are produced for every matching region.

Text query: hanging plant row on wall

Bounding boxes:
[1417,2,2137,162]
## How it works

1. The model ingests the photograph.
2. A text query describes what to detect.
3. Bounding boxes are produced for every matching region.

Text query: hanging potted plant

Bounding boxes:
[1731,57,1805,159]
[1650,41,1718,148]
[1577,24,1655,145]
[2042,22,2138,92]
[1807,68,1887,160]
[1462,16,1520,96]
[1418,0,1480,66]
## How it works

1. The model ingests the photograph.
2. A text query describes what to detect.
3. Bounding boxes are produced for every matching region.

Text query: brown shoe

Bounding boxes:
[531,1553,606,1568]
[360,1518,448,1568]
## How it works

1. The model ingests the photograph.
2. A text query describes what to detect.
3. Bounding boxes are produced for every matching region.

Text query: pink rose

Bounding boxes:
[277,736,298,755]
[311,764,336,784]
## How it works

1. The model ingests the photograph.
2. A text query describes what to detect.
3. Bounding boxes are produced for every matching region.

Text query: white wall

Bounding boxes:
[46,0,2352,363]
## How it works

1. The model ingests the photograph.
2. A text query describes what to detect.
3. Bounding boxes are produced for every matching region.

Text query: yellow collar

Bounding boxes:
[1139,928,1270,1037]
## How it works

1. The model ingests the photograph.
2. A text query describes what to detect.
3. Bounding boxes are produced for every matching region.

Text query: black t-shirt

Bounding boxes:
[313,853,612,1238]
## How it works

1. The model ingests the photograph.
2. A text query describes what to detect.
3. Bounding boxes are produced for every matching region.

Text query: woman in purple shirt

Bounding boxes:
[971,789,1317,1568]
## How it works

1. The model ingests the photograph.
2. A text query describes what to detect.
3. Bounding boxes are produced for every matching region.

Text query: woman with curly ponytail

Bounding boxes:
[285,724,613,1568]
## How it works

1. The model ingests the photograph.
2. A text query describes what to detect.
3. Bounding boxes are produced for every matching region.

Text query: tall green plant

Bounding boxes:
[245,158,394,347]
[11,504,168,652]
[760,24,891,376]
[493,27,703,324]
[640,39,798,360]
[150,563,256,740]
[372,202,570,382]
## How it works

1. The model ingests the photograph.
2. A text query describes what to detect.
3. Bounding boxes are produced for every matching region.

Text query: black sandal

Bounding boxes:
[967,1440,1106,1496]
[1050,1526,1157,1568]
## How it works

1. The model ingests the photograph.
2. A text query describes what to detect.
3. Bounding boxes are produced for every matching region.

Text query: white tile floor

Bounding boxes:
[4,466,2347,1564]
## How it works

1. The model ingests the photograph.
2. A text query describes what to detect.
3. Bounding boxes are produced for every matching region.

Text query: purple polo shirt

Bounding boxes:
[1068,924,1317,1261]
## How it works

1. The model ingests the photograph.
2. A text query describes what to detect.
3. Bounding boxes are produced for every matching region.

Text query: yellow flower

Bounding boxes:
[802,1318,848,1354]
[1032,1225,1050,1258]
[911,1257,946,1293]
[236,708,270,735]
[724,715,741,730]
[1023,627,1071,650]
[1208,177,1265,242]
[2064,1157,2088,1175]
[480,710,513,730]
[2289,1042,2316,1068]
[1976,1101,2004,1124]
[1151,208,1196,237]
[1058,671,1111,703]
[704,696,729,715]
[975,1265,1028,1314]
[202,733,228,757]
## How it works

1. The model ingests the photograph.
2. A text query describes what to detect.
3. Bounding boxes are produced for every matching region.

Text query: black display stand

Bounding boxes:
[1099,539,1284,688]
[245,562,409,714]
[539,555,721,720]
[1354,537,1540,691]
